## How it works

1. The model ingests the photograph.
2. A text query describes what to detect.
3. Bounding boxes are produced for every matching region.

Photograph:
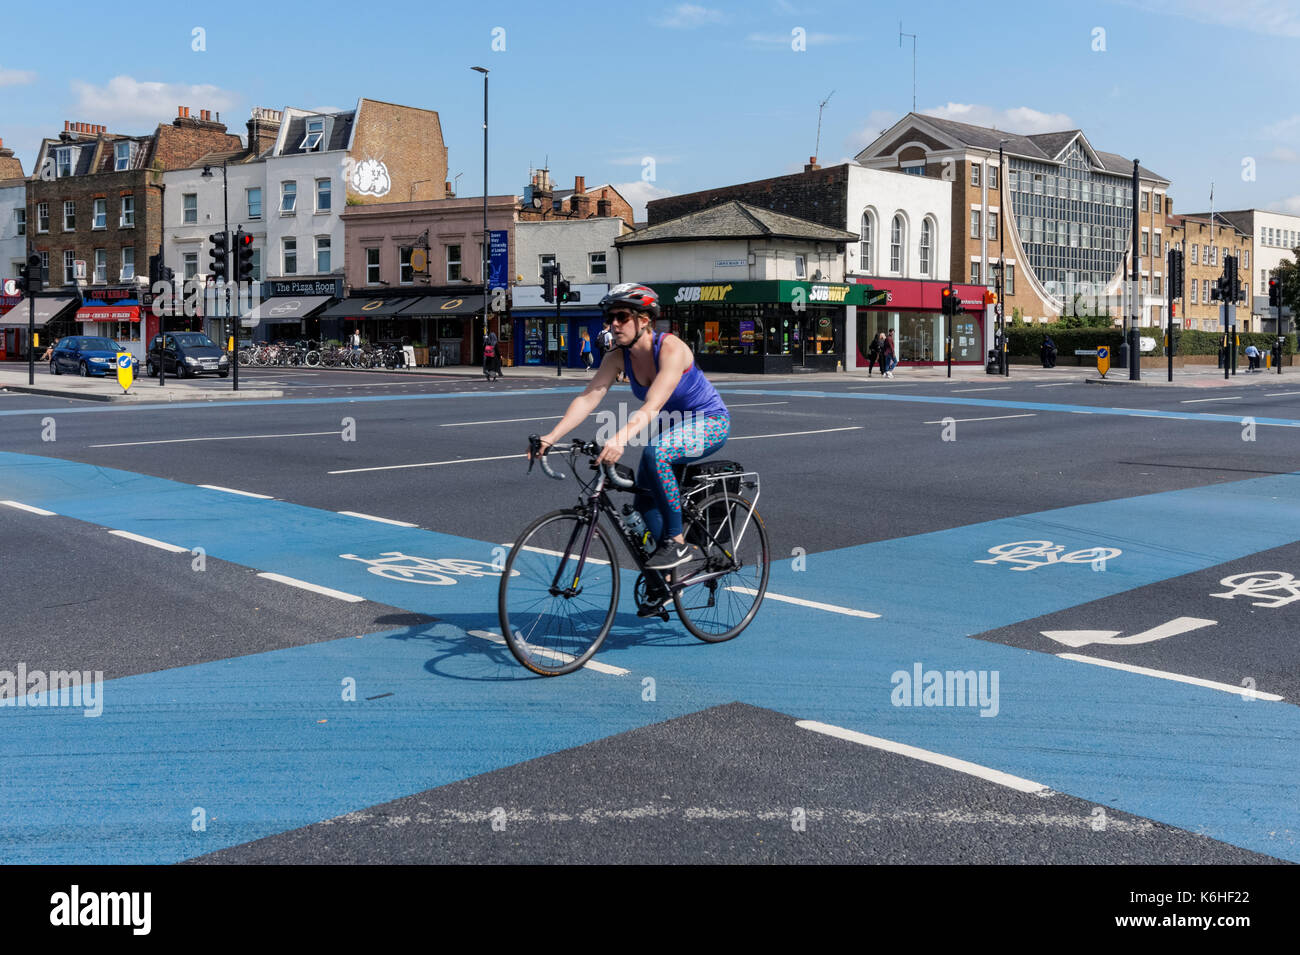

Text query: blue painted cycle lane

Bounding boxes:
[2,451,1299,862]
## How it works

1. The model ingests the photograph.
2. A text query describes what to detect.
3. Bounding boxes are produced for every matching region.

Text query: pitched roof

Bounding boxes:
[615,200,858,246]
[279,110,355,155]
[881,113,1169,183]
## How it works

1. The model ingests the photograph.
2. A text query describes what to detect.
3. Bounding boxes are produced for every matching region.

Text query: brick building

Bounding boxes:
[855,113,1172,327]
[24,109,241,357]
[1167,213,1254,331]
[518,169,633,225]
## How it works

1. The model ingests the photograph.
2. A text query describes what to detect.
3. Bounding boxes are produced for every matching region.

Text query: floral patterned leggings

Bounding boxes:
[634,415,731,543]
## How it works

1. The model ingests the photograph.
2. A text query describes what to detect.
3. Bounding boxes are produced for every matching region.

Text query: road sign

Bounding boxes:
[1096,345,1110,377]
[116,352,134,393]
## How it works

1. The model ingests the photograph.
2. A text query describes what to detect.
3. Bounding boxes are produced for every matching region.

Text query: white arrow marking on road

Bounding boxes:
[1041,616,1217,648]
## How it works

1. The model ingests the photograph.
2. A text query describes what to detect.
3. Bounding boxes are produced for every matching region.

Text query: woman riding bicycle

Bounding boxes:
[530,283,730,571]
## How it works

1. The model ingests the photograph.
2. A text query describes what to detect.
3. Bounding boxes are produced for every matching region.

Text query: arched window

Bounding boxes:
[919,219,933,276]
[890,215,905,273]
[859,211,874,273]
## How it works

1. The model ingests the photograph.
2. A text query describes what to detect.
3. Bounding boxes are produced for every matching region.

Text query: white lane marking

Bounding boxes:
[1055,654,1284,700]
[108,530,189,553]
[1042,616,1216,648]
[466,629,630,676]
[729,426,862,440]
[0,500,56,516]
[922,413,1036,424]
[338,511,419,528]
[1035,382,1077,387]
[1265,392,1300,397]
[499,542,612,566]
[728,401,790,408]
[199,484,274,499]
[1179,396,1243,404]
[796,721,1051,795]
[91,431,340,448]
[951,386,1012,392]
[441,414,573,428]
[329,453,525,475]
[726,587,880,618]
[257,572,364,603]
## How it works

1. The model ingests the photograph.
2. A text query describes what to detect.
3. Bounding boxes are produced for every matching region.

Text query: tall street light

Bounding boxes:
[471,66,490,360]
[998,139,1009,376]
[201,160,237,391]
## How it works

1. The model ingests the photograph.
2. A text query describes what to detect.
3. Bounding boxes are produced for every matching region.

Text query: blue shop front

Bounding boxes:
[511,283,609,369]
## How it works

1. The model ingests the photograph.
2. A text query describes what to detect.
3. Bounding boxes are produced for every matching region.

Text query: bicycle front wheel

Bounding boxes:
[499,510,621,676]
[674,492,770,643]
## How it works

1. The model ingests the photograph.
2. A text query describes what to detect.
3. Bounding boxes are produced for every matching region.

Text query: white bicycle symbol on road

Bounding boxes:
[1211,571,1300,609]
[340,552,517,586]
[975,540,1122,571]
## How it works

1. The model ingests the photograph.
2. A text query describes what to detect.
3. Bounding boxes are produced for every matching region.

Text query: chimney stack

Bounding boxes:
[804,156,820,172]
[574,175,585,194]
[445,180,453,197]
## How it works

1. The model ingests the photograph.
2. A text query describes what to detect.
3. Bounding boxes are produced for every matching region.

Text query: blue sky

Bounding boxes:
[1,0,1298,219]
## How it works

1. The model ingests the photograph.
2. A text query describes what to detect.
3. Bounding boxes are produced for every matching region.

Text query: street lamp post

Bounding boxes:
[998,139,1008,376]
[201,160,236,390]
[471,66,490,365]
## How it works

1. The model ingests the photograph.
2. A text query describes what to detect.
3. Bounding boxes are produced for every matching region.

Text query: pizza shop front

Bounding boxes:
[648,280,885,374]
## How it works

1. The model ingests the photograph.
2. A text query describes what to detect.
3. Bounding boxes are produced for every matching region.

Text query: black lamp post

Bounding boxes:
[471,66,490,362]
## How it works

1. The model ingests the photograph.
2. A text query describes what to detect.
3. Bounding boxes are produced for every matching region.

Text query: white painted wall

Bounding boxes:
[514,218,626,286]
[619,238,845,284]
[844,164,951,281]
[1251,210,1300,322]
[163,161,266,281]
[0,182,25,283]
[263,151,346,280]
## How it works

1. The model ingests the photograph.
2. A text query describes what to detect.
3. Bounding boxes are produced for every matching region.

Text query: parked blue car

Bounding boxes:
[49,336,140,377]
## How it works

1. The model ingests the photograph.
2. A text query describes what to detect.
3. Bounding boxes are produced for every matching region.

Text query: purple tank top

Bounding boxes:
[624,333,729,419]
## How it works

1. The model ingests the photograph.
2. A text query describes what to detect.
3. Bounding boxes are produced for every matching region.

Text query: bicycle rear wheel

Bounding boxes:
[673,492,769,643]
[499,509,620,675]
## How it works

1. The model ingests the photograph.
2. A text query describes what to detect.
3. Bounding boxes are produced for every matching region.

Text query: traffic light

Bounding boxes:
[983,288,998,306]
[208,231,229,282]
[1225,254,1241,303]
[7,253,43,295]
[940,285,959,317]
[557,279,571,303]
[234,229,255,282]
[541,265,556,303]
[1270,278,1281,308]
[1168,248,1184,299]
[1210,280,1221,302]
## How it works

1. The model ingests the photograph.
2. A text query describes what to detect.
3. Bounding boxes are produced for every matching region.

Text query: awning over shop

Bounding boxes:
[401,295,481,316]
[647,280,887,308]
[0,296,79,328]
[243,295,333,324]
[318,296,414,320]
[77,305,141,323]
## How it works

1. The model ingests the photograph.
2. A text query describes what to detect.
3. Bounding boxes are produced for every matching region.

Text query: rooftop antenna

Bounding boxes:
[899,22,917,113]
[814,90,835,161]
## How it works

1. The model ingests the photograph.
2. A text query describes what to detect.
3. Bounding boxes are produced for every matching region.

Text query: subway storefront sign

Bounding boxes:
[650,281,887,308]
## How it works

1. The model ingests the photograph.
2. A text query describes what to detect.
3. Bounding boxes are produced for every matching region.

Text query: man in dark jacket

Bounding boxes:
[1041,336,1058,368]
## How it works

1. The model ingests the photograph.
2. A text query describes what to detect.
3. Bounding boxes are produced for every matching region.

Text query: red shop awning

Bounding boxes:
[77,305,141,323]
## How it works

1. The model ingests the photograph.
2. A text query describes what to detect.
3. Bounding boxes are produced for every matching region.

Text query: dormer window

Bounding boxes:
[300,118,325,151]
[56,148,73,178]
[114,141,130,171]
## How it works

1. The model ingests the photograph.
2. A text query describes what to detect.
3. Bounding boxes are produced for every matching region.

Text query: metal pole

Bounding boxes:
[1166,248,1173,383]
[225,163,237,392]
[1130,159,1140,380]
[555,260,563,376]
[999,143,1007,376]
[27,267,34,386]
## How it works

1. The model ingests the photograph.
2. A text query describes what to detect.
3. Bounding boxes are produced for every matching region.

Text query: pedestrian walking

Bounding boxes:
[483,329,500,381]
[1041,335,1058,369]
[866,332,882,375]
[580,328,594,371]
[882,330,897,378]
[1245,342,1260,371]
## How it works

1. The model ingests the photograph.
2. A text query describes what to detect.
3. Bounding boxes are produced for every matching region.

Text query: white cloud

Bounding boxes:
[611,180,675,222]
[69,76,237,128]
[655,4,725,28]
[745,31,855,46]
[922,103,1075,134]
[1269,195,1300,215]
[1263,114,1300,141]
[0,68,36,87]
[846,109,902,152]
[1115,0,1300,38]
[1268,147,1300,162]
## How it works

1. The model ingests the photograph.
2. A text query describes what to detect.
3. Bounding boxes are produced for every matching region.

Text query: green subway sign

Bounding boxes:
[650,280,886,308]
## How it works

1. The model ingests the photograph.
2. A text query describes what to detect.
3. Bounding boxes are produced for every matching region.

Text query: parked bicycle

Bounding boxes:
[497,435,770,676]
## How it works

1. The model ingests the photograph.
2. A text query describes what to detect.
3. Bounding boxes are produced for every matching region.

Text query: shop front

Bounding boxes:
[849,279,988,367]
[76,303,146,362]
[646,280,884,374]
[1,296,80,360]
[510,284,607,369]
[246,278,343,343]
[316,292,491,364]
